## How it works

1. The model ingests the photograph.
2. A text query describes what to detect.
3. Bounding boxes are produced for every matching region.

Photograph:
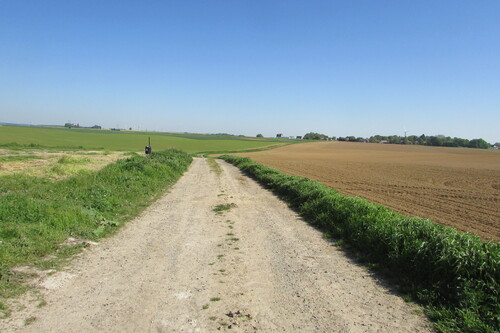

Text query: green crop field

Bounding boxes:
[0,126,288,153]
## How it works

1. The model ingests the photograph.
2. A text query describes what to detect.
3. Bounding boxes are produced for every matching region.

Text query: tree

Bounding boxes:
[388,135,400,144]
[468,138,490,149]
[303,132,327,140]
[428,136,444,146]
[453,137,469,147]
[256,134,263,138]
[418,134,426,145]
[408,135,418,144]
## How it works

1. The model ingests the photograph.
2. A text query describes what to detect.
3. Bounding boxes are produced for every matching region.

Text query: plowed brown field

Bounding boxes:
[238,142,500,241]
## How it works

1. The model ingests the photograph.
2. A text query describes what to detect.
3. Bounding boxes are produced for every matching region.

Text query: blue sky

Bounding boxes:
[1,1,499,142]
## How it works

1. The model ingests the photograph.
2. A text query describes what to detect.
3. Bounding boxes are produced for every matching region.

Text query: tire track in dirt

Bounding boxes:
[1,158,431,332]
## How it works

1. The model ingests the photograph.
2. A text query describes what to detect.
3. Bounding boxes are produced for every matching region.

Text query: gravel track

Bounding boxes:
[1,158,431,332]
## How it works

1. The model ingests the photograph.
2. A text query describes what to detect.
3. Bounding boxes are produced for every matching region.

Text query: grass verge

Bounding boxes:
[221,155,499,333]
[0,149,192,315]
[206,158,222,175]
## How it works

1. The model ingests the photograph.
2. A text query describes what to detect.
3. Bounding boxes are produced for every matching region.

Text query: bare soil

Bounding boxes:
[1,158,431,332]
[238,142,500,241]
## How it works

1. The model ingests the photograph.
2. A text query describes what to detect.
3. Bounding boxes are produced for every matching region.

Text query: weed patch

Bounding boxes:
[24,316,36,325]
[213,204,234,214]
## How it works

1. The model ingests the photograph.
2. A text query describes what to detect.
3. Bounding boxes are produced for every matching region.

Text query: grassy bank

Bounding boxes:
[221,155,499,333]
[0,149,192,314]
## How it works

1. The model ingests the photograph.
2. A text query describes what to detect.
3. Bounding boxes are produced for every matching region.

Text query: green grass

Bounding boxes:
[57,156,91,164]
[0,125,286,153]
[206,158,222,175]
[24,316,36,325]
[0,155,42,162]
[221,155,499,333]
[213,204,233,213]
[0,149,192,315]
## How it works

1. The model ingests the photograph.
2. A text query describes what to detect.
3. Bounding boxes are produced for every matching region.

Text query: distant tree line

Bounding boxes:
[65,123,101,129]
[336,134,491,149]
[259,131,493,149]
[303,132,328,140]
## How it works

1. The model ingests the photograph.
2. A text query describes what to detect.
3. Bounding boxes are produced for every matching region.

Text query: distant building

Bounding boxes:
[296,136,302,139]
[276,133,282,138]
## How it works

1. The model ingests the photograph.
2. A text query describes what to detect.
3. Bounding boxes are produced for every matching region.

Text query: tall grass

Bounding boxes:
[221,155,499,333]
[0,149,192,312]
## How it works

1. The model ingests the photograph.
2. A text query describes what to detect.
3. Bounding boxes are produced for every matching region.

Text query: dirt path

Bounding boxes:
[1,158,431,332]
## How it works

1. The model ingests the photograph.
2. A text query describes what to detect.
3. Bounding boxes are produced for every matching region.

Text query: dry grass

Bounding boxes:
[0,150,126,180]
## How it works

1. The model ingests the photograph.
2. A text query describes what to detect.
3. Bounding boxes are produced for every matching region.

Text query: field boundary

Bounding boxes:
[200,142,298,157]
[220,155,499,333]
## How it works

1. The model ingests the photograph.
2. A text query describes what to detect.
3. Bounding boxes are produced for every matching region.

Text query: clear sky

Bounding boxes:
[1,1,499,143]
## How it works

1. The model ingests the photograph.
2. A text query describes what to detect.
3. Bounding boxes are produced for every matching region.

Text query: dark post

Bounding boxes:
[145,136,152,156]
